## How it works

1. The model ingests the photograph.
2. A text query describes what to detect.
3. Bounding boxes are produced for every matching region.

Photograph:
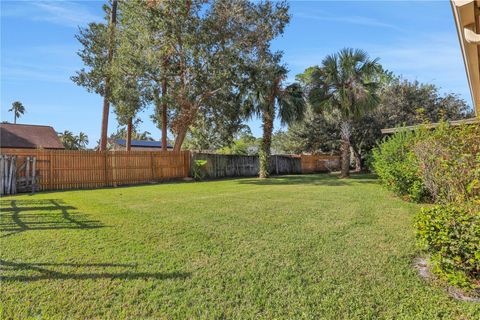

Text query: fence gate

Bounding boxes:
[0,155,38,195]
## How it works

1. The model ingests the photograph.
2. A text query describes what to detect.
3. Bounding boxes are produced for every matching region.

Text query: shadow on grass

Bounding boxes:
[0,199,105,238]
[237,173,378,186]
[0,259,191,282]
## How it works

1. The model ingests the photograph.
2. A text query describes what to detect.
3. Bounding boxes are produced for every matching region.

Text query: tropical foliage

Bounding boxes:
[8,101,26,124]
[217,131,260,156]
[306,48,382,177]
[191,159,208,181]
[58,131,89,150]
[277,73,472,169]
[244,59,306,177]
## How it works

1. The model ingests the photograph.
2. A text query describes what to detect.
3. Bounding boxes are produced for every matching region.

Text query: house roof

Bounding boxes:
[451,0,480,116]
[0,123,64,149]
[114,139,173,149]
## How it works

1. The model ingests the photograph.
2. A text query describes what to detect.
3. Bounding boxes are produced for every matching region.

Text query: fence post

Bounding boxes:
[111,151,117,187]
[150,152,155,180]
[31,157,37,193]
[275,155,279,175]
[0,155,4,195]
[49,153,53,190]
[104,151,108,187]
[26,156,30,189]
[11,156,17,195]
[7,156,15,195]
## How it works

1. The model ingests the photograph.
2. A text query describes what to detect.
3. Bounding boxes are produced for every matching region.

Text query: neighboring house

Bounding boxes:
[0,123,64,150]
[110,139,173,151]
[451,0,480,116]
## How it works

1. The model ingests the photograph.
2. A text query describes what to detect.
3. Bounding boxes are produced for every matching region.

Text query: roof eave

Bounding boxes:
[451,0,480,117]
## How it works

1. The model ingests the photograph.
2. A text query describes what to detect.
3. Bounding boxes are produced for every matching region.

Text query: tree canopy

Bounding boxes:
[276,68,473,171]
[73,0,292,151]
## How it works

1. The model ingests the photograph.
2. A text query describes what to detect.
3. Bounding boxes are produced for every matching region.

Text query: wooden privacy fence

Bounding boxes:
[300,154,341,173]
[0,149,190,191]
[1,155,17,195]
[270,155,302,175]
[191,153,338,179]
[0,149,339,193]
[191,153,259,179]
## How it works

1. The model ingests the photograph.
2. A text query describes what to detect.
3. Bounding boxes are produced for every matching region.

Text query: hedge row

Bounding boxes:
[373,122,480,291]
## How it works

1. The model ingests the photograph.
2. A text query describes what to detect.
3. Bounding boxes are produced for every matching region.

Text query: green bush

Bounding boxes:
[375,122,480,290]
[372,129,430,202]
[415,202,480,290]
[414,123,480,203]
[192,159,208,181]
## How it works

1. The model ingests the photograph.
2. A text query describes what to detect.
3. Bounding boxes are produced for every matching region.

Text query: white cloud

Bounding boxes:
[295,11,403,31]
[2,1,102,28]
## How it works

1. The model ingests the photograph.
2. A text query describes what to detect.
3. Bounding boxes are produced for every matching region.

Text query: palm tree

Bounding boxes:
[9,101,26,124]
[308,48,381,178]
[245,64,306,178]
[77,132,89,150]
[58,130,77,150]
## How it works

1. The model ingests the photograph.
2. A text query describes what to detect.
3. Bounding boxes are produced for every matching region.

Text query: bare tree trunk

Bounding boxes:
[173,128,187,152]
[161,78,168,151]
[13,114,16,124]
[340,121,351,178]
[99,0,117,151]
[126,117,132,151]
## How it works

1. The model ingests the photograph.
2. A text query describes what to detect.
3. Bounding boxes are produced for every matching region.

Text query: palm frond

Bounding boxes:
[277,82,306,125]
[308,48,381,120]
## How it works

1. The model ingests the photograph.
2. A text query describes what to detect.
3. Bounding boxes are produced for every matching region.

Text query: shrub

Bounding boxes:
[413,123,480,203]
[372,129,430,202]
[375,122,480,290]
[192,159,208,181]
[415,202,480,290]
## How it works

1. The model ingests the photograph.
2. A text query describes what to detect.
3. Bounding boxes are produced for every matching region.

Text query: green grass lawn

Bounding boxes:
[1,174,479,319]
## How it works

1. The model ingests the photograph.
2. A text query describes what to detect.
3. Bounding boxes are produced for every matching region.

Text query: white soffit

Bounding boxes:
[451,0,480,116]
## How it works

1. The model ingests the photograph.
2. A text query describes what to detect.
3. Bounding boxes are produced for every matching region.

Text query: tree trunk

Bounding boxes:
[173,127,187,152]
[126,117,132,151]
[259,110,274,179]
[339,121,351,178]
[161,78,168,151]
[13,114,16,124]
[351,146,362,172]
[99,0,117,151]
[259,78,281,179]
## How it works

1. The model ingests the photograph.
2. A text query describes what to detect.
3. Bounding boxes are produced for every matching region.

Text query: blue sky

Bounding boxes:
[1,0,472,147]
